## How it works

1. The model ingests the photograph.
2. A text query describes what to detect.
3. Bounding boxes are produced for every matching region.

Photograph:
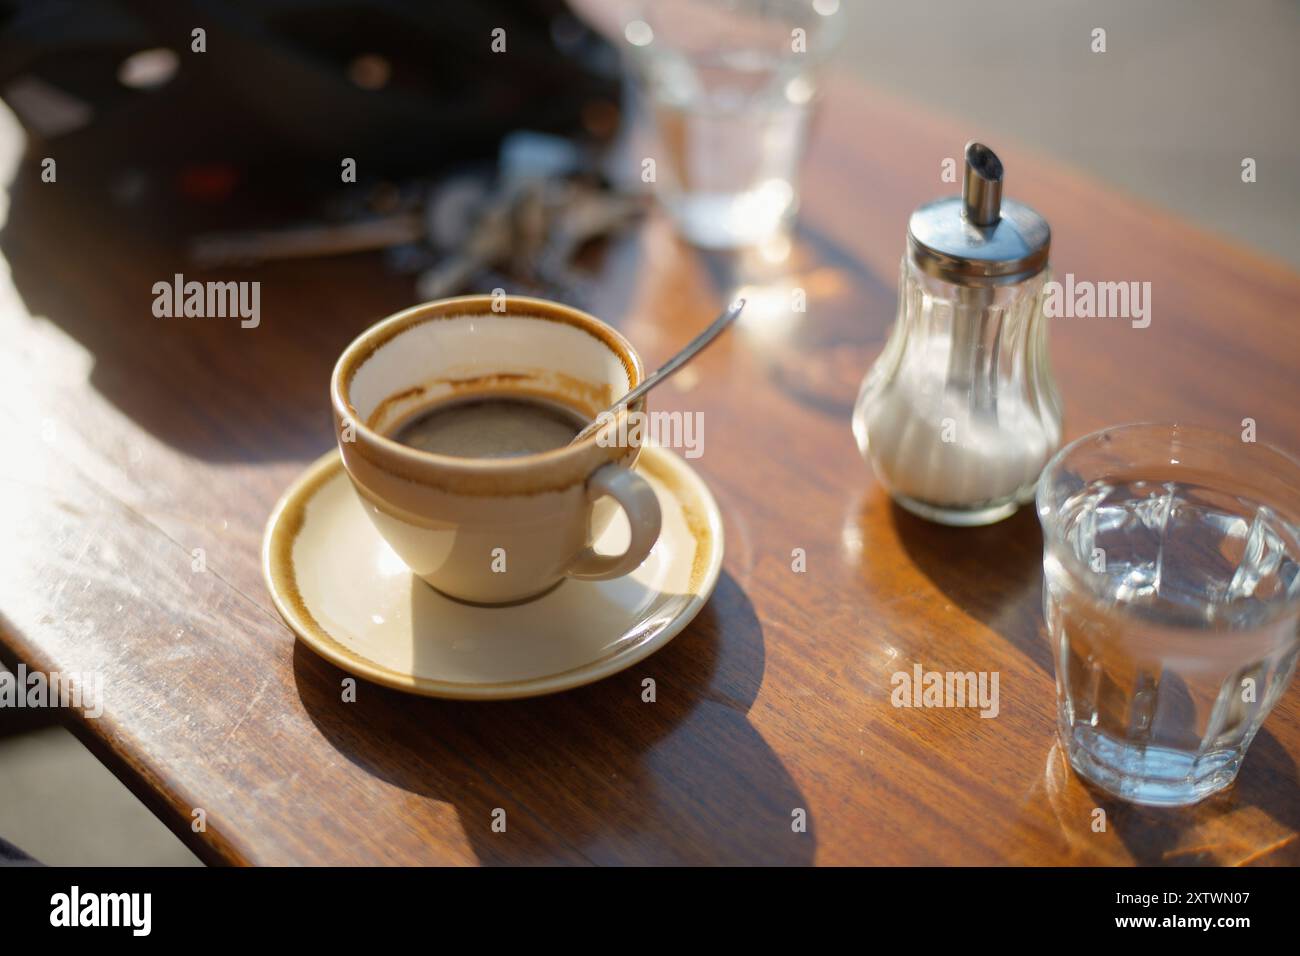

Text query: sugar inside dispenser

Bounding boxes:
[852,141,1063,526]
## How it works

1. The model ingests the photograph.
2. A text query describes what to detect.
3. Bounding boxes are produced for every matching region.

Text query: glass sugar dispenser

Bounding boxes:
[852,142,1063,526]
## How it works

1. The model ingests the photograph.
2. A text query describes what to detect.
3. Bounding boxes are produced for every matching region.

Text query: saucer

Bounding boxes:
[262,446,724,699]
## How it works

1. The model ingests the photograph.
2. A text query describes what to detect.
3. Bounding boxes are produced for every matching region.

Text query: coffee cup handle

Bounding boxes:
[568,463,662,581]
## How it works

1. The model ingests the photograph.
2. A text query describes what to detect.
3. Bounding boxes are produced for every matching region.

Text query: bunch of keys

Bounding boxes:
[188,133,645,305]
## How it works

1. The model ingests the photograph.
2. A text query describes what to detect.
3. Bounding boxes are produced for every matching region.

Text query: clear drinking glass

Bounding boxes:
[624,0,842,249]
[1037,423,1300,806]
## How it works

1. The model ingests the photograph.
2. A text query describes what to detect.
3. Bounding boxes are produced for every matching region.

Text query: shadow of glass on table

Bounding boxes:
[1040,731,1300,866]
[878,493,1300,864]
[880,497,1300,865]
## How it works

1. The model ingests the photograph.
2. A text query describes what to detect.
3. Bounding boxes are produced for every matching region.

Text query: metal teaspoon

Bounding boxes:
[570,298,747,445]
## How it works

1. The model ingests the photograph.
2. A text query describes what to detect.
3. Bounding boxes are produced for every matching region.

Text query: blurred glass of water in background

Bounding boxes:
[1038,424,1300,807]
[625,0,842,250]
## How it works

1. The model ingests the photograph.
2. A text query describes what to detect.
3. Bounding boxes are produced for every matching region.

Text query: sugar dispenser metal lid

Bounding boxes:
[907,141,1050,285]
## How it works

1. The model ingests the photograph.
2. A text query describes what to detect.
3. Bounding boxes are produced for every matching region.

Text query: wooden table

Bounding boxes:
[1,74,1297,866]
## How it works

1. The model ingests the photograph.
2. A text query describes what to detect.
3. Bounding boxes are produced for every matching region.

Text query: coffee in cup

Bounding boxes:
[389,395,587,459]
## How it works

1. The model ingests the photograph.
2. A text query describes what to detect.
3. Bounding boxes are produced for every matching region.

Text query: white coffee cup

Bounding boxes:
[330,295,661,605]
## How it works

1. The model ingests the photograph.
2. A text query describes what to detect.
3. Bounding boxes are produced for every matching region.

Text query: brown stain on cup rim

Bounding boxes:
[331,295,644,497]
[365,370,614,435]
[336,296,637,400]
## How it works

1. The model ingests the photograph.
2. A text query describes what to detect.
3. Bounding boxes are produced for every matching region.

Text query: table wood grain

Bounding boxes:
[0,74,1297,866]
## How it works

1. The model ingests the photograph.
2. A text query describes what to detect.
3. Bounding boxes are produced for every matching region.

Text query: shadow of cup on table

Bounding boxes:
[292,570,816,865]
[887,500,1050,677]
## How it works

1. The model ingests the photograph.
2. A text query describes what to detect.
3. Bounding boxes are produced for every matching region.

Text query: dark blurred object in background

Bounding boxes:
[0,0,622,205]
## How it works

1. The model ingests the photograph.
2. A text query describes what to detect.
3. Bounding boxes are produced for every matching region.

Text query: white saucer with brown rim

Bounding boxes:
[262,445,723,700]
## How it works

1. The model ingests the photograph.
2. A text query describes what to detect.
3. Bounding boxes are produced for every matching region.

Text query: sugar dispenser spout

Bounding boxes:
[962,141,1003,227]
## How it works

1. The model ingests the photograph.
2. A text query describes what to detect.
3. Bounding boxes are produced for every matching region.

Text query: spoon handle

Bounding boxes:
[574,298,746,444]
